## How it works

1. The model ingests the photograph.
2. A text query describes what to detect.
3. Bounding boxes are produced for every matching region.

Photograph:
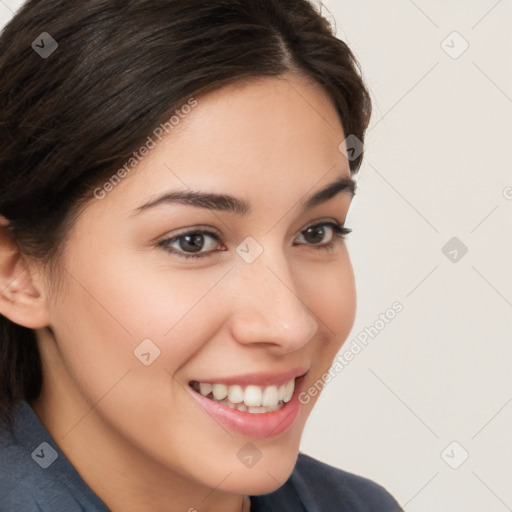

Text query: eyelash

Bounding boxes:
[156,222,352,260]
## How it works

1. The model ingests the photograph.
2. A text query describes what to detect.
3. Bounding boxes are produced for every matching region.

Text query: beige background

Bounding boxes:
[1,1,511,510]
[303,1,512,511]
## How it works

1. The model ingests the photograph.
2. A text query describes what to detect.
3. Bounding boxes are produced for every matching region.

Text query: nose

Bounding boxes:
[227,248,318,353]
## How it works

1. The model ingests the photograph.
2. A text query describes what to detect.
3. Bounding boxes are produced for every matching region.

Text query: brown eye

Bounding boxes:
[178,233,208,253]
[157,229,222,259]
[303,225,328,244]
[295,222,351,247]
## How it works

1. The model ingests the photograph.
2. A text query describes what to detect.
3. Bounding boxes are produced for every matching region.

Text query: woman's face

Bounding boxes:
[35,73,356,501]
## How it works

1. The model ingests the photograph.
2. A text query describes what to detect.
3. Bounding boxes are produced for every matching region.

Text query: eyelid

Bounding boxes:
[300,217,345,231]
[156,218,349,259]
[162,225,222,239]
[157,218,343,244]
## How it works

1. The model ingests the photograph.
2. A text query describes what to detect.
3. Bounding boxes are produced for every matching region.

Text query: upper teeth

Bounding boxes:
[195,378,295,408]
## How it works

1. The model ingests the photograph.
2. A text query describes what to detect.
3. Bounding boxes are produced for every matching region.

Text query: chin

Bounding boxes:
[228,465,297,496]
[220,443,301,496]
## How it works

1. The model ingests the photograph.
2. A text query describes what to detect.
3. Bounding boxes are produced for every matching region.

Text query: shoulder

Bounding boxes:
[0,401,108,512]
[251,452,402,512]
[293,453,402,511]
[0,406,41,511]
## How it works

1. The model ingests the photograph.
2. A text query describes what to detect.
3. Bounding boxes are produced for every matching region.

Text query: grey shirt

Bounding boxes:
[0,401,402,511]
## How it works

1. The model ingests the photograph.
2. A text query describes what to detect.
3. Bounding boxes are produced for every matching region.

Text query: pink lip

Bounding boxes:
[187,373,307,439]
[188,367,309,387]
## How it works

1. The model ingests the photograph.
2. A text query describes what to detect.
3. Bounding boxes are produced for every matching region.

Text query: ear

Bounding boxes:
[0,215,51,329]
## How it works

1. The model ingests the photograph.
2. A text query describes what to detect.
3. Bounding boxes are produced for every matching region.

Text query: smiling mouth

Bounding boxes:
[189,376,302,414]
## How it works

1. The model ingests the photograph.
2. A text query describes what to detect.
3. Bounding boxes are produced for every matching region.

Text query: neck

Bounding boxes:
[30,392,248,512]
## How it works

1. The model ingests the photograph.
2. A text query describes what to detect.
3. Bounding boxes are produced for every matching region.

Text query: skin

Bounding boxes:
[0,72,356,512]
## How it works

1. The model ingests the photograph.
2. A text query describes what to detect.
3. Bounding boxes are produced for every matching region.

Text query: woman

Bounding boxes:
[0,1,402,510]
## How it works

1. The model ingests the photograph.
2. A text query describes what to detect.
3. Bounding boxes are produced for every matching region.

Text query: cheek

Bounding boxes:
[297,249,356,348]
[50,250,231,401]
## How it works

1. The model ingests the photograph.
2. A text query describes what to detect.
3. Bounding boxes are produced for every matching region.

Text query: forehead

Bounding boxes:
[85,73,350,218]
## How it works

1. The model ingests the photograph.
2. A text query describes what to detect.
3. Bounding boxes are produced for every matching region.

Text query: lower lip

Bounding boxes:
[187,377,305,439]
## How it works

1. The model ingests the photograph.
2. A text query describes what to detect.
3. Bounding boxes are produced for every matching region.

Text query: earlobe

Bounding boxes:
[0,216,51,329]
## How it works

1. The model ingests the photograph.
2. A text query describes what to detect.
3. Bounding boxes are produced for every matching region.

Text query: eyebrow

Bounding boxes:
[130,175,356,217]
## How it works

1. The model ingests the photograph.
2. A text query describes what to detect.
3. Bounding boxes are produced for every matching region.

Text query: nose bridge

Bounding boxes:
[229,246,318,349]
